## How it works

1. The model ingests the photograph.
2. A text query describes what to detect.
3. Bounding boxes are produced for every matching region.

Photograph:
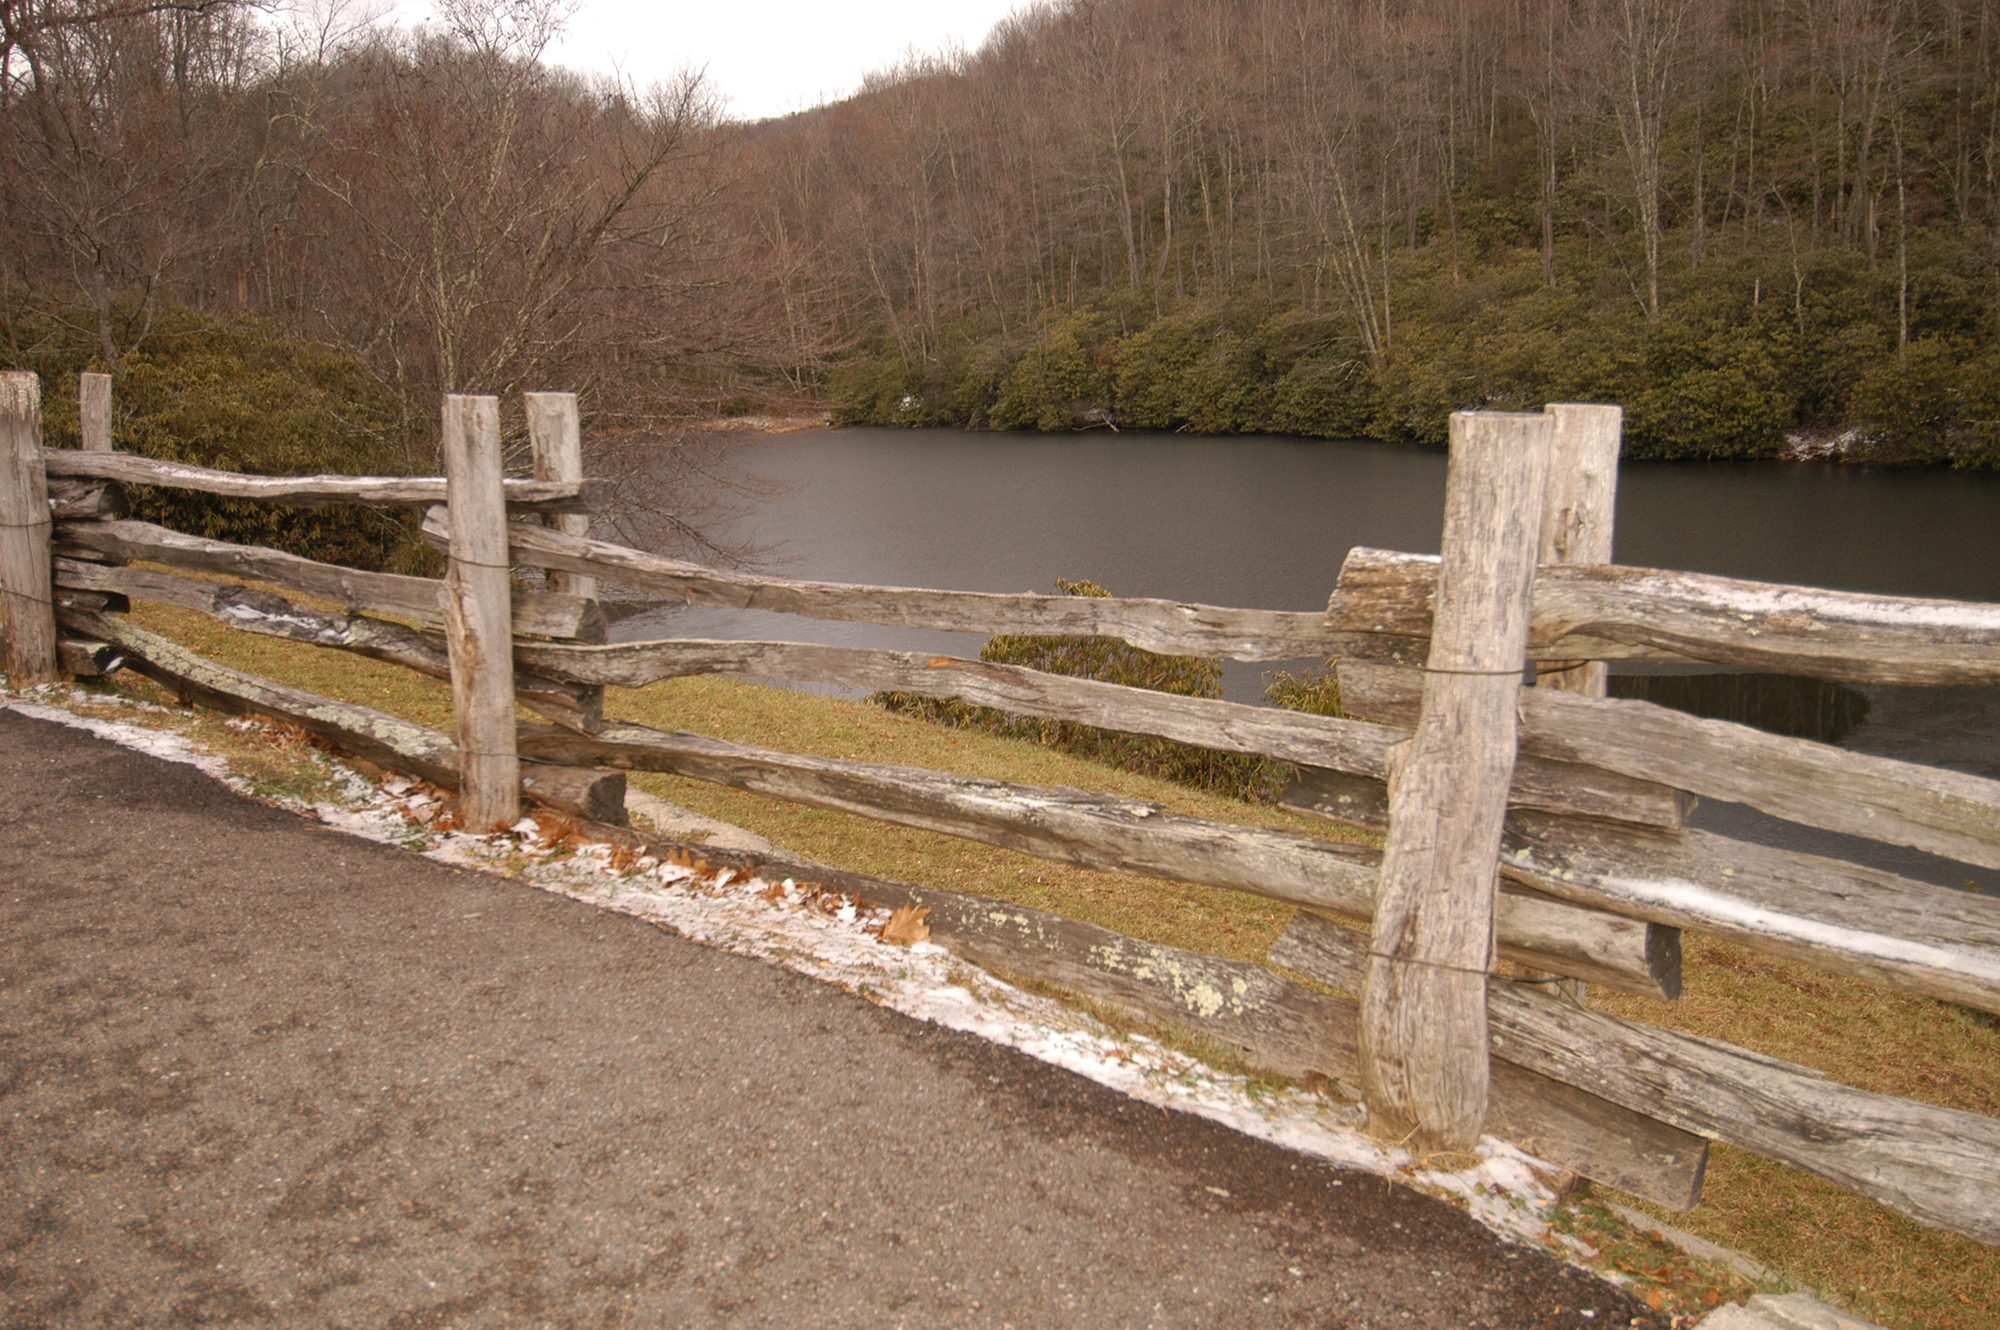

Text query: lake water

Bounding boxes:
[620,427,2000,894]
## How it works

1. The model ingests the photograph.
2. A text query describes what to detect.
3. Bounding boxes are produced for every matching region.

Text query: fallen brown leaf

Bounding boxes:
[879,904,931,947]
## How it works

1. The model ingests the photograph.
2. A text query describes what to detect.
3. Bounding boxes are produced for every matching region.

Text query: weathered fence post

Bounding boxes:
[1530,402,1624,1005]
[0,373,59,687]
[79,372,113,453]
[1536,404,1620,698]
[439,394,520,830]
[523,392,595,600]
[523,391,605,736]
[1360,410,1553,1151]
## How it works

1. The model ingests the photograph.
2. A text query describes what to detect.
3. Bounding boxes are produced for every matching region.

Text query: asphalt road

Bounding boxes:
[0,709,1668,1329]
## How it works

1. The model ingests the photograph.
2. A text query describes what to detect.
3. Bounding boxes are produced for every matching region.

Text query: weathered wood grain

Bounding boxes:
[57,638,122,678]
[52,559,598,729]
[515,719,1669,993]
[1,373,58,686]
[43,448,602,514]
[513,635,1687,828]
[1495,810,2000,1014]
[56,606,624,824]
[1532,404,1621,697]
[1333,547,2000,686]
[429,508,1359,662]
[1278,765,1683,998]
[54,518,606,642]
[439,396,520,831]
[1343,659,2000,874]
[525,392,597,600]
[1361,411,1553,1151]
[1273,908,1997,1243]
[930,891,1708,1212]
[524,391,604,734]
[1284,720,1999,1013]
[47,476,129,521]
[79,372,112,453]
[1527,404,1625,1002]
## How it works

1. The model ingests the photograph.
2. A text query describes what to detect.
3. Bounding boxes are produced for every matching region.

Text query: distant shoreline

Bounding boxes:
[703,412,1980,469]
[694,413,830,436]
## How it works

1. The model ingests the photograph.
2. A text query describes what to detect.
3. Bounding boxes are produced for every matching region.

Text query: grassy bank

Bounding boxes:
[92,595,2000,1329]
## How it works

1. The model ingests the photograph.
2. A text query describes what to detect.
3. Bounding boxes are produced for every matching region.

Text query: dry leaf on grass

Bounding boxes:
[879,904,931,947]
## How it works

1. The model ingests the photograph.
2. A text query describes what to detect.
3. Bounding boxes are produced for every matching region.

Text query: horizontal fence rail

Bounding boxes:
[510,635,1692,830]
[56,518,606,642]
[1339,661,2000,873]
[1337,547,2000,685]
[1274,912,2000,1246]
[426,509,1358,662]
[44,448,602,513]
[516,718,1678,996]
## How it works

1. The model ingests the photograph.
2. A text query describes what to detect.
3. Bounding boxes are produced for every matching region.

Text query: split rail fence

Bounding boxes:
[3,371,1997,1248]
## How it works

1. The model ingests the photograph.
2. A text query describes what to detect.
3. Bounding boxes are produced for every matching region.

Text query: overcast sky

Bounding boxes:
[383,1,1030,121]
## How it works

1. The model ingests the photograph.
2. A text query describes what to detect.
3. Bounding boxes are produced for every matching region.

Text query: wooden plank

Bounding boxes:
[54,518,606,642]
[514,719,1672,994]
[525,392,597,600]
[44,448,602,514]
[932,891,1707,1211]
[1528,404,1628,1003]
[1333,547,2000,686]
[438,395,519,831]
[1496,809,2000,1015]
[58,638,122,679]
[47,477,129,521]
[1276,909,1997,1242]
[1279,765,1682,997]
[1285,718,1999,1013]
[428,508,1361,663]
[52,559,598,730]
[513,635,1687,828]
[524,391,604,735]
[1361,411,1553,1151]
[79,372,113,452]
[1,373,59,687]
[1345,659,2000,874]
[1533,403,1621,697]
[56,606,623,824]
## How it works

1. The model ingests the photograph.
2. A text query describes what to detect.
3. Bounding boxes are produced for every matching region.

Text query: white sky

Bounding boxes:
[383,1,1031,121]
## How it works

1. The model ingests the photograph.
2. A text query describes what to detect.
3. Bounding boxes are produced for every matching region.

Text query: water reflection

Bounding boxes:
[1608,671,1871,745]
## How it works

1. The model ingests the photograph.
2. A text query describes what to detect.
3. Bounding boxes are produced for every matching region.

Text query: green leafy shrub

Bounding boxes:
[8,298,422,570]
[990,310,1114,430]
[1622,311,1800,459]
[1850,338,2000,468]
[875,577,1291,801]
[1262,664,1343,717]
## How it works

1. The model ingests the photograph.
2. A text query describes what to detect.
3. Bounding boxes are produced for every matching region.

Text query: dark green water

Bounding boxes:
[620,428,2000,892]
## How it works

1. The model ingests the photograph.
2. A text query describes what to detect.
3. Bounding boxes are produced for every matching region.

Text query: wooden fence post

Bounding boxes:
[523,391,605,736]
[440,394,520,830]
[79,372,113,452]
[523,392,595,600]
[1359,410,1554,1151]
[1531,402,1624,1006]
[1,372,59,687]
[1536,404,1620,698]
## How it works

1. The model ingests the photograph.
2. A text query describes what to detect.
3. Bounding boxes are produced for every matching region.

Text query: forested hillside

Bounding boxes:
[6,1,1996,468]
[731,0,2000,464]
[0,0,789,501]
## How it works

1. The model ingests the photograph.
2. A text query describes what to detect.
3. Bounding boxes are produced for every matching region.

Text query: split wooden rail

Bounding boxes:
[3,369,1996,1248]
